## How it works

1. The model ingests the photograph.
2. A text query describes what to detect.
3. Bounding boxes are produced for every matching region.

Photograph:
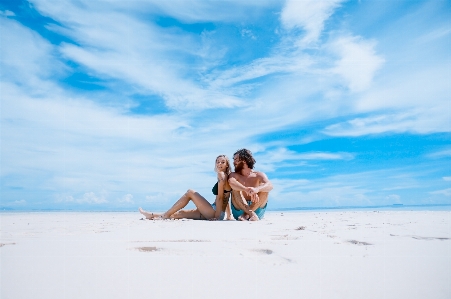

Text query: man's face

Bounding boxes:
[233,154,245,173]
[233,154,240,167]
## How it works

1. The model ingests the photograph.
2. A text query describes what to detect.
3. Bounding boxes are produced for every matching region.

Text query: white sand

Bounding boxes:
[1,210,450,299]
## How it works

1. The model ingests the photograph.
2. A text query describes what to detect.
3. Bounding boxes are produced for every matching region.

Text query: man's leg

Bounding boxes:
[231,190,258,221]
[249,192,268,210]
[249,192,269,220]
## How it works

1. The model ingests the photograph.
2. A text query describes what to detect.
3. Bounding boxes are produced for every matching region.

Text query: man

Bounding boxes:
[228,149,273,221]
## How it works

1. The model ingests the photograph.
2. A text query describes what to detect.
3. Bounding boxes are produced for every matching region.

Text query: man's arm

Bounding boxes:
[229,173,260,202]
[228,174,247,191]
[248,172,273,195]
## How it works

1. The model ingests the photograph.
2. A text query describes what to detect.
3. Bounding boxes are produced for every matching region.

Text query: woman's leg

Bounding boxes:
[162,189,215,219]
[139,207,163,219]
[171,209,205,220]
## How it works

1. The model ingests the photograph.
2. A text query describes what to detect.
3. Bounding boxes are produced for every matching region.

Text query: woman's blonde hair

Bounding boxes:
[214,154,231,174]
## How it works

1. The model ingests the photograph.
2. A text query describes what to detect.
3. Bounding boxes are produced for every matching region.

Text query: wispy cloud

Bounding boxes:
[427,149,451,159]
[280,0,344,45]
[0,10,15,17]
[329,35,385,92]
[430,188,451,197]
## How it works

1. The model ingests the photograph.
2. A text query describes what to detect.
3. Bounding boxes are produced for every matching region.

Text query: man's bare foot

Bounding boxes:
[139,207,162,220]
[238,213,250,221]
[248,210,259,221]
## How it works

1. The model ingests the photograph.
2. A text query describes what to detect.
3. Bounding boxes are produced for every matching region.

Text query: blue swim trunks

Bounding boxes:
[231,200,267,220]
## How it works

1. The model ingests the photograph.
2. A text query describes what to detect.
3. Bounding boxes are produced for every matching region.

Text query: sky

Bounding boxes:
[0,0,450,211]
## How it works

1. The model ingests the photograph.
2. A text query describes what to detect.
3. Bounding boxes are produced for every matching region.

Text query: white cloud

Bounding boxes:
[427,149,451,159]
[329,36,385,92]
[323,112,417,136]
[29,0,245,110]
[297,152,353,160]
[0,10,15,17]
[205,54,313,90]
[430,188,451,197]
[119,194,134,203]
[385,194,401,202]
[56,192,108,204]
[0,18,64,84]
[106,0,278,23]
[443,177,451,181]
[323,106,451,137]
[277,185,372,207]
[416,26,451,44]
[269,166,445,208]
[80,192,108,204]
[241,29,256,40]
[281,0,344,44]
[255,148,354,172]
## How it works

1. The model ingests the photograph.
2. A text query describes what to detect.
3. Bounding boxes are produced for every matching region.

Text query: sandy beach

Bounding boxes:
[1,210,450,299]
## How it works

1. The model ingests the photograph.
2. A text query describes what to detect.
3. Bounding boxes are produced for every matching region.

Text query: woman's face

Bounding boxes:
[216,156,228,172]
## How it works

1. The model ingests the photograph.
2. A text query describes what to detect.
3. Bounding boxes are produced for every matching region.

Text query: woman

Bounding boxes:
[139,155,233,220]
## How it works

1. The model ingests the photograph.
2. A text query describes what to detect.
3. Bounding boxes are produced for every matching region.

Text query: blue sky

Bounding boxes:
[1,0,450,211]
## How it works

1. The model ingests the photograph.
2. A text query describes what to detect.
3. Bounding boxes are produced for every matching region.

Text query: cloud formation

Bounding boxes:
[1,0,450,210]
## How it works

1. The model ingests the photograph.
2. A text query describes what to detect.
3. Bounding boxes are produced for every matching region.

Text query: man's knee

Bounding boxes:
[257,192,269,202]
[186,189,195,196]
[251,192,268,209]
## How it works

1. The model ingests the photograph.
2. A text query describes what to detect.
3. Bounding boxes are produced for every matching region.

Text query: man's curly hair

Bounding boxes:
[234,148,256,169]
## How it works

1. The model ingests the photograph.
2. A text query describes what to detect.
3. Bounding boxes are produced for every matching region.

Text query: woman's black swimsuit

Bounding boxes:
[212,182,232,195]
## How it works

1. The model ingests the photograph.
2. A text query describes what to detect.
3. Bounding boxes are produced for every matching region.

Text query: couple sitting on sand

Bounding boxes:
[139,148,273,221]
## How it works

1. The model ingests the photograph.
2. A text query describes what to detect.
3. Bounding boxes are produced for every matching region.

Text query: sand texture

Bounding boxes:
[1,211,450,298]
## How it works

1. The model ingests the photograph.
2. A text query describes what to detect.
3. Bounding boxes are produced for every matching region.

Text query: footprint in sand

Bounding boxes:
[251,249,295,265]
[411,236,450,241]
[253,249,273,255]
[347,240,372,246]
[136,246,159,252]
[390,234,450,241]
[271,234,300,240]
[134,239,210,243]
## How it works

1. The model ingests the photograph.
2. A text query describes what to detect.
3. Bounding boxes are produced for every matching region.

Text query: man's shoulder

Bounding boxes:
[254,170,269,179]
[229,172,240,178]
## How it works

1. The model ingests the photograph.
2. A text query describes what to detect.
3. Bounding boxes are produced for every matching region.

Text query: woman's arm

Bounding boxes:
[212,172,226,220]
[225,201,233,220]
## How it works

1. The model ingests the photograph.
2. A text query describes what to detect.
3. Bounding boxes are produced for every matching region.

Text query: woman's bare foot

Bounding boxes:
[139,207,162,220]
